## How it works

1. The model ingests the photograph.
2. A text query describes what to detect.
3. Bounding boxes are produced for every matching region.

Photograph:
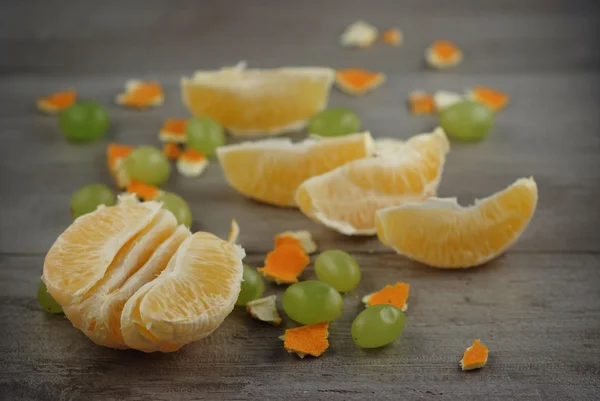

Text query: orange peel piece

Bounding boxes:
[433,90,463,112]
[280,322,329,358]
[408,91,435,114]
[336,68,385,96]
[126,181,161,201]
[460,339,489,370]
[340,21,378,48]
[116,80,164,109]
[162,143,182,160]
[362,282,410,311]
[467,86,509,111]
[274,231,317,254]
[177,149,208,177]
[159,119,188,143]
[382,28,403,46]
[228,219,240,244]
[107,143,133,188]
[37,89,76,114]
[246,295,282,326]
[426,40,463,69]
[257,244,310,284]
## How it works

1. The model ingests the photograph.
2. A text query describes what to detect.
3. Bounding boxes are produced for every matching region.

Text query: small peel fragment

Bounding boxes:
[246,295,282,326]
[116,80,164,109]
[382,28,403,46]
[127,181,161,201]
[107,143,133,188]
[257,244,310,284]
[426,40,463,69]
[362,282,410,311]
[340,21,378,48]
[228,219,240,244]
[159,118,188,143]
[177,149,208,177]
[433,90,463,112]
[37,89,76,114]
[336,68,385,95]
[274,231,317,254]
[162,143,182,160]
[408,91,435,114]
[280,322,329,358]
[460,339,489,370]
[466,86,509,111]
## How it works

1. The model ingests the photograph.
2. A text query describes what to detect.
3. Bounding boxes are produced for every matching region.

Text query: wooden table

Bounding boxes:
[1,1,599,400]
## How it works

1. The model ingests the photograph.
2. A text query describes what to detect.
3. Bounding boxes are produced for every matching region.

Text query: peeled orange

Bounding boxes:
[376,177,538,268]
[296,128,450,235]
[181,64,335,136]
[217,132,374,207]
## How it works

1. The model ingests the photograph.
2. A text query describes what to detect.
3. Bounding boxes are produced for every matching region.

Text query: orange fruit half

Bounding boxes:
[217,132,374,207]
[376,177,538,268]
[181,64,335,136]
[296,128,450,235]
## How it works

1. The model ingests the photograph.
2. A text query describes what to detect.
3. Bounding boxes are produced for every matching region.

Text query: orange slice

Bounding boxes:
[467,86,509,111]
[116,80,164,109]
[228,219,240,244]
[246,295,282,326]
[159,119,188,143]
[376,177,538,268]
[296,128,450,235]
[217,132,373,207]
[107,143,133,188]
[257,243,310,284]
[274,231,317,254]
[127,181,161,201]
[162,143,182,160]
[382,28,403,46]
[408,91,435,114]
[281,322,329,358]
[177,149,208,178]
[362,282,410,311]
[340,21,378,48]
[426,40,463,69]
[460,340,489,370]
[335,68,385,96]
[182,64,335,136]
[37,89,76,114]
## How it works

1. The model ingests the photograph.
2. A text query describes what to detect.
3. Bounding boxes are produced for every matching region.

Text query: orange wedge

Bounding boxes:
[426,40,463,69]
[376,177,538,268]
[460,340,489,370]
[159,119,188,143]
[467,86,509,111]
[296,128,450,235]
[116,80,164,109]
[182,64,335,136]
[335,68,385,95]
[37,89,76,114]
[217,132,373,207]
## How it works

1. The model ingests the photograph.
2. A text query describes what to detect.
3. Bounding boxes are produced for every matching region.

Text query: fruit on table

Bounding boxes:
[376,177,538,268]
[351,304,406,348]
[308,107,361,137]
[439,100,494,141]
[296,128,449,235]
[70,183,116,218]
[59,102,109,142]
[314,250,361,292]
[186,116,225,157]
[282,281,343,325]
[125,146,171,186]
[236,264,265,306]
[42,195,245,352]
[181,64,335,136]
[155,192,192,228]
[217,131,373,207]
[37,281,63,314]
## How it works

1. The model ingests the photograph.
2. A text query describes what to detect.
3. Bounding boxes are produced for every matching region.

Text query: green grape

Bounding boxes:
[236,264,265,306]
[308,107,361,137]
[125,146,171,186]
[37,281,63,314]
[282,280,343,325]
[59,102,109,142]
[314,250,361,292]
[186,117,225,157]
[439,100,494,141]
[352,304,405,348]
[155,192,192,227]
[70,183,116,218]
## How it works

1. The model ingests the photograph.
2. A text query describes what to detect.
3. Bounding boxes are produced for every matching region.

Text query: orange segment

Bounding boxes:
[246,295,282,326]
[408,91,435,114]
[107,143,133,188]
[426,40,463,69]
[296,128,450,235]
[274,230,317,254]
[159,119,188,143]
[281,323,329,358]
[257,244,310,284]
[376,177,538,268]
[116,80,164,109]
[460,340,489,370]
[127,181,161,201]
[362,282,410,311]
[468,86,509,111]
[217,132,373,207]
[382,28,403,46]
[163,143,182,160]
[182,65,335,136]
[335,68,385,95]
[37,89,76,114]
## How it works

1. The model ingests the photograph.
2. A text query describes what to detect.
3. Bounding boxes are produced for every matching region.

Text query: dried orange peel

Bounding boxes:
[426,40,463,69]
[37,89,76,114]
[362,282,410,311]
[126,181,161,201]
[466,86,509,111]
[116,80,164,109]
[159,119,188,143]
[336,68,385,96]
[246,295,282,326]
[107,143,133,188]
[257,244,309,284]
[460,339,489,370]
[433,91,463,112]
[382,28,403,46]
[162,143,182,160]
[177,149,208,178]
[228,219,240,244]
[408,91,435,114]
[280,322,329,358]
[340,21,378,48]
[274,231,317,254]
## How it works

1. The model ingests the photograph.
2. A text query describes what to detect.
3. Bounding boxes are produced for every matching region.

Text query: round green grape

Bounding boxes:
[37,281,63,314]
[352,304,405,348]
[314,250,361,292]
[125,146,171,186]
[439,100,494,141]
[59,102,109,142]
[308,107,361,137]
[236,264,265,306]
[70,183,116,218]
[282,280,343,325]
[155,192,192,227]
[186,117,225,157]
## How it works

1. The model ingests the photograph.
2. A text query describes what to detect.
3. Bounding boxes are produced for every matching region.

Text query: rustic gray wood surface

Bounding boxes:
[1,1,599,400]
